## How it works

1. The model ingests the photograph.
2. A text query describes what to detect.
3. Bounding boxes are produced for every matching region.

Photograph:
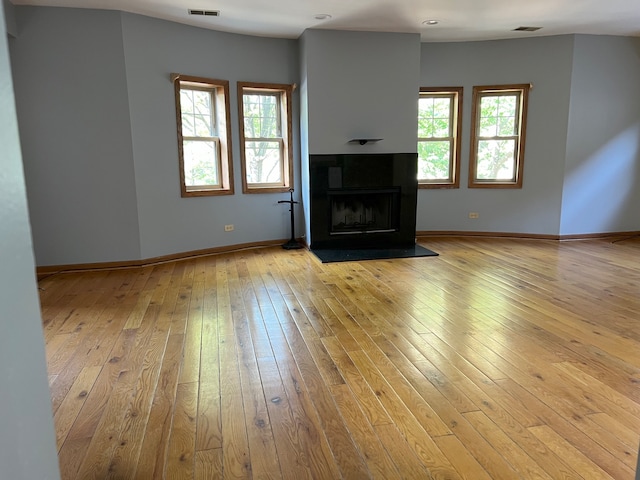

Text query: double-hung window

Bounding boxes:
[238,82,293,193]
[469,84,531,188]
[173,74,234,196]
[418,87,463,188]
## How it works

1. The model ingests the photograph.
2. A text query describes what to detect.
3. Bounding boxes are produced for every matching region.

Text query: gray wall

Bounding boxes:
[418,34,640,237]
[299,29,420,244]
[8,5,640,267]
[0,4,60,479]
[418,36,575,235]
[301,29,420,154]
[120,13,300,259]
[10,7,301,266]
[299,33,311,242]
[10,7,141,266]
[3,0,16,36]
[561,35,640,235]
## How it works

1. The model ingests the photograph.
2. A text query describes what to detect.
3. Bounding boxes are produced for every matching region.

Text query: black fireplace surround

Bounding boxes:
[309,153,418,249]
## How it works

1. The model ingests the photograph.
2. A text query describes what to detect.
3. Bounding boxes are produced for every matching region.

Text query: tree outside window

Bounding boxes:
[180,88,220,187]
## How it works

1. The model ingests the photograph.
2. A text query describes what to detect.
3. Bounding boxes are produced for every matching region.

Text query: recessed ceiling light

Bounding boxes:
[314,14,332,20]
[422,20,439,26]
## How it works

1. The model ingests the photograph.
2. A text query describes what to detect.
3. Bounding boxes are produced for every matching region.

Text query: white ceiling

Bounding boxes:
[10,0,640,42]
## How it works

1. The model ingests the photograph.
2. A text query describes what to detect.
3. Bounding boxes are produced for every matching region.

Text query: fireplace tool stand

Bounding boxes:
[278,188,303,250]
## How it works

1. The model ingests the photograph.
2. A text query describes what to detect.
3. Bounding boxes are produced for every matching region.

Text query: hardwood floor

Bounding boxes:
[39,236,640,479]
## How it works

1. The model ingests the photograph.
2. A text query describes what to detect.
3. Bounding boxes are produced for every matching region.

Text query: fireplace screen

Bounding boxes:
[329,188,400,235]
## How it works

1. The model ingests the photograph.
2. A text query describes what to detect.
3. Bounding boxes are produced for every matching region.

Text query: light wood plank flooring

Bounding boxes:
[39,236,640,479]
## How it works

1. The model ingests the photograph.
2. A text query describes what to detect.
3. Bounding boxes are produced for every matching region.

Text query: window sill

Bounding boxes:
[418,183,459,189]
[243,186,291,194]
[182,188,234,197]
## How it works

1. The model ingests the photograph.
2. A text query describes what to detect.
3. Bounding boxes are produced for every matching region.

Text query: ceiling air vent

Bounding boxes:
[513,26,542,32]
[188,9,220,16]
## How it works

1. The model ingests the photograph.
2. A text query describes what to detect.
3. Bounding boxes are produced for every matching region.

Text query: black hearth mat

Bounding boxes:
[311,244,438,263]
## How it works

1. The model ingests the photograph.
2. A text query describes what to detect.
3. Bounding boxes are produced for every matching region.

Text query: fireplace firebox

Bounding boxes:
[329,188,400,235]
[309,153,417,249]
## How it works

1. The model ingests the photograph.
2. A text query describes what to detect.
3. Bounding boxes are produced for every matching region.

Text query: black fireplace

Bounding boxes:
[309,153,418,249]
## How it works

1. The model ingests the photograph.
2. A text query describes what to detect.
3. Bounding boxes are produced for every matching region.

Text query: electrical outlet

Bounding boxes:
[468,212,479,219]
[224,224,234,232]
